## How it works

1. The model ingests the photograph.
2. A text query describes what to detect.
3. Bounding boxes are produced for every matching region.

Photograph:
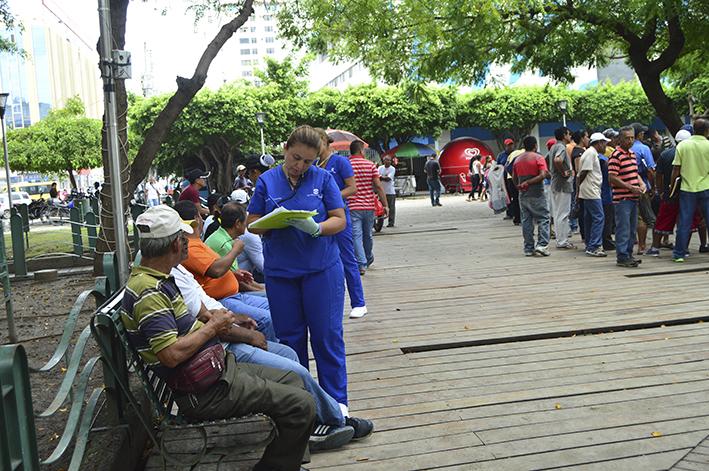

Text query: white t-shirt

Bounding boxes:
[472,160,483,175]
[578,147,602,200]
[378,165,396,195]
[146,183,160,200]
[171,264,223,316]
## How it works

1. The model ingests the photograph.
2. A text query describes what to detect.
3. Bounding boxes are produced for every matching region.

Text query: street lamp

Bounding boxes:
[255,111,267,156]
[557,99,568,127]
[0,93,13,213]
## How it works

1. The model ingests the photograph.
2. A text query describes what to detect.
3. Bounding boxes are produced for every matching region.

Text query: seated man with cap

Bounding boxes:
[174,201,276,340]
[126,205,315,471]
[229,189,265,282]
[179,168,210,217]
[233,164,253,192]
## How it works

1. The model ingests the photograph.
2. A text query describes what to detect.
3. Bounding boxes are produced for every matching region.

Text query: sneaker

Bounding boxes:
[309,424,355,451]
[630,257,642,265]
[435,202,443,206]
[700,245,709,253]
[350,306,368,319]
[345,417,374,440]
[585,248,607,257]
[660,242,674,249]
[535,245,551,256]
[524,251,535,257]
[359,268,366,276]
[645,247,660,256]
[556,242,576,249]
[673,257,685,263]
[617,259,639,268]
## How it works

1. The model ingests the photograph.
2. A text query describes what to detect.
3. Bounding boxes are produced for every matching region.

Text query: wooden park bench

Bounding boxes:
[90,290,277,470]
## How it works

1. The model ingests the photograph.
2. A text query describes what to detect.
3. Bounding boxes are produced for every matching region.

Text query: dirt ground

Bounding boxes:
[0,272,103,470]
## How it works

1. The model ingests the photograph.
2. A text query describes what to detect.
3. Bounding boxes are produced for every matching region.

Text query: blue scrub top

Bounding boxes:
[248,165,344,278]
[320,153,354,192]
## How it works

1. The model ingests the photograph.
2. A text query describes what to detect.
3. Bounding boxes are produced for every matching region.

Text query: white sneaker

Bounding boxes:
[350,306,367,318]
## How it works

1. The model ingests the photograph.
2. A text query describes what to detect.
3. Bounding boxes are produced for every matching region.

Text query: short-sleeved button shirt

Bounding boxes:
[121,265,214,380]
[247,165,344,278]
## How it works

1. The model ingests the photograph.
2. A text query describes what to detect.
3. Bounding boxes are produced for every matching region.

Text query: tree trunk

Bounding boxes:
[634,68,684,135]
[127,0,255,193]
[67,165,78,189]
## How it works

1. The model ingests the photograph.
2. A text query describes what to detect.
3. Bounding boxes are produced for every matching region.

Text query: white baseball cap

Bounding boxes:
[135,205,193,239]
[230,189,250,204]
[589,132,610,144]
[675,129,691,142]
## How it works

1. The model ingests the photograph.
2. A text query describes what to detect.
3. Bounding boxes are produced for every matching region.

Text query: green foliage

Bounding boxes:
[572,82,656,130]
[458,86,571,142]
[6,97,102,186]
[0,0,22,55]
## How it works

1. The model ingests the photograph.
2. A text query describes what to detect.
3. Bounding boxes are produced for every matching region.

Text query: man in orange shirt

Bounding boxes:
[174,201,276,341]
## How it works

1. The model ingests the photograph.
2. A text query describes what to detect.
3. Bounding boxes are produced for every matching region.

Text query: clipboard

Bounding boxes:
[248,206,318,230]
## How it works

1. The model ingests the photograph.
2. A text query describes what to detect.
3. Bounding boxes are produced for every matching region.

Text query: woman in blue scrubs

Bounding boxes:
[314,128,368,319]
[247,125,350,413]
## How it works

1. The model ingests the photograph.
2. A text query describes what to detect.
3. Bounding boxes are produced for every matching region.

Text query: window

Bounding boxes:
[250,26,256,32]
[242,70,253,77]
[265,37,275,43]
[263,15,272,21]
[266,48,275,54]
[239,38,250,44]
[240,49,251,55]
[264,26,273,32]
[241,59,252,66]
[252,48,258,54]
[251,38,257,44]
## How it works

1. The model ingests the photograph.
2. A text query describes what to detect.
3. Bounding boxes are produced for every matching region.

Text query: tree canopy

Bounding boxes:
[279,0,709,133]
[7,97,102,188]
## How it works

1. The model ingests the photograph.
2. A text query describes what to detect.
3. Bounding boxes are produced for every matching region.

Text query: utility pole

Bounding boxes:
[98,0,130,285]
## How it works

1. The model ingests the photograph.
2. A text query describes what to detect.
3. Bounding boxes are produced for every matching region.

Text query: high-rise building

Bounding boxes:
[0,0,102,128]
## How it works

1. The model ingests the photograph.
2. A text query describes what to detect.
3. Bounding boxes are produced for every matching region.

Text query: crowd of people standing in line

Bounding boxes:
[488,117,709,267]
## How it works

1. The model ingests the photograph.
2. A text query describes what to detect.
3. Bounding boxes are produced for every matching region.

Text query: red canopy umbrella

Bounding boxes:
[327,129,369,152]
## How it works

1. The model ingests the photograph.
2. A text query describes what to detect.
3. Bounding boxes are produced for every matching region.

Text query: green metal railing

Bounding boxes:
[0,253,119,470]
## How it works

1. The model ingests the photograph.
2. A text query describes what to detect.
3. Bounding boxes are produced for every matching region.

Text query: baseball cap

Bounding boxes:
[230,189,250,204]
[236,164,246,171]
[602,128,619,139]
[681,124,694,134]
[185,168,210,183]
[545,138,557,150]
[135,205,193,239]
[503,138,514,146]
[589,132,610,144]
[675,129,692,142]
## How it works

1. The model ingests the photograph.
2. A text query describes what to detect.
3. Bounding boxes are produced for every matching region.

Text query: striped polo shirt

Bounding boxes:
[121,265,216,379]
[347,154,379,211]
[607,146,641,202]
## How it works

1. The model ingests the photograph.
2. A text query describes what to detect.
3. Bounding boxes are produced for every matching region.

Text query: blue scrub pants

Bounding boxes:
[218,292,277,342]
[336,209,366,308]
[226,341,345,426]
[265,260,348,405]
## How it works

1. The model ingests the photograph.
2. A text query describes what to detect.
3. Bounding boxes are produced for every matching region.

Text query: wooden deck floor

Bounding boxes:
[309,193,709,470]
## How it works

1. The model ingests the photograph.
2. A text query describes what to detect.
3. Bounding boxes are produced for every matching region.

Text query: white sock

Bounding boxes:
[339,403,349,418]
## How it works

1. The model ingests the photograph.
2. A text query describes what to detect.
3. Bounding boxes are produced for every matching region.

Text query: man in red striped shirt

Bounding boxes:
[348,141,389,275]
[608,126,646,267]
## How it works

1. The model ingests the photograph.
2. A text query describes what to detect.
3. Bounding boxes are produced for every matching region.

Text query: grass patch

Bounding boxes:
[3,224,134,259]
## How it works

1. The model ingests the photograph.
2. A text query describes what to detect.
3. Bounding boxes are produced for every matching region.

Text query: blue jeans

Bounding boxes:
[673,190,709,259]
[226,341,344,427]
[148,198,160,207]
[350,209,375,270]
[613,200,638,261]
[582,199,604,251]
[427,178,441,205]
[519,194,550,253]
[218,292,277,341]
[336,208,366,307]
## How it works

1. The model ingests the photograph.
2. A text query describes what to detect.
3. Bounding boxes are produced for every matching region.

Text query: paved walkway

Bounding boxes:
[308,193,709,470]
